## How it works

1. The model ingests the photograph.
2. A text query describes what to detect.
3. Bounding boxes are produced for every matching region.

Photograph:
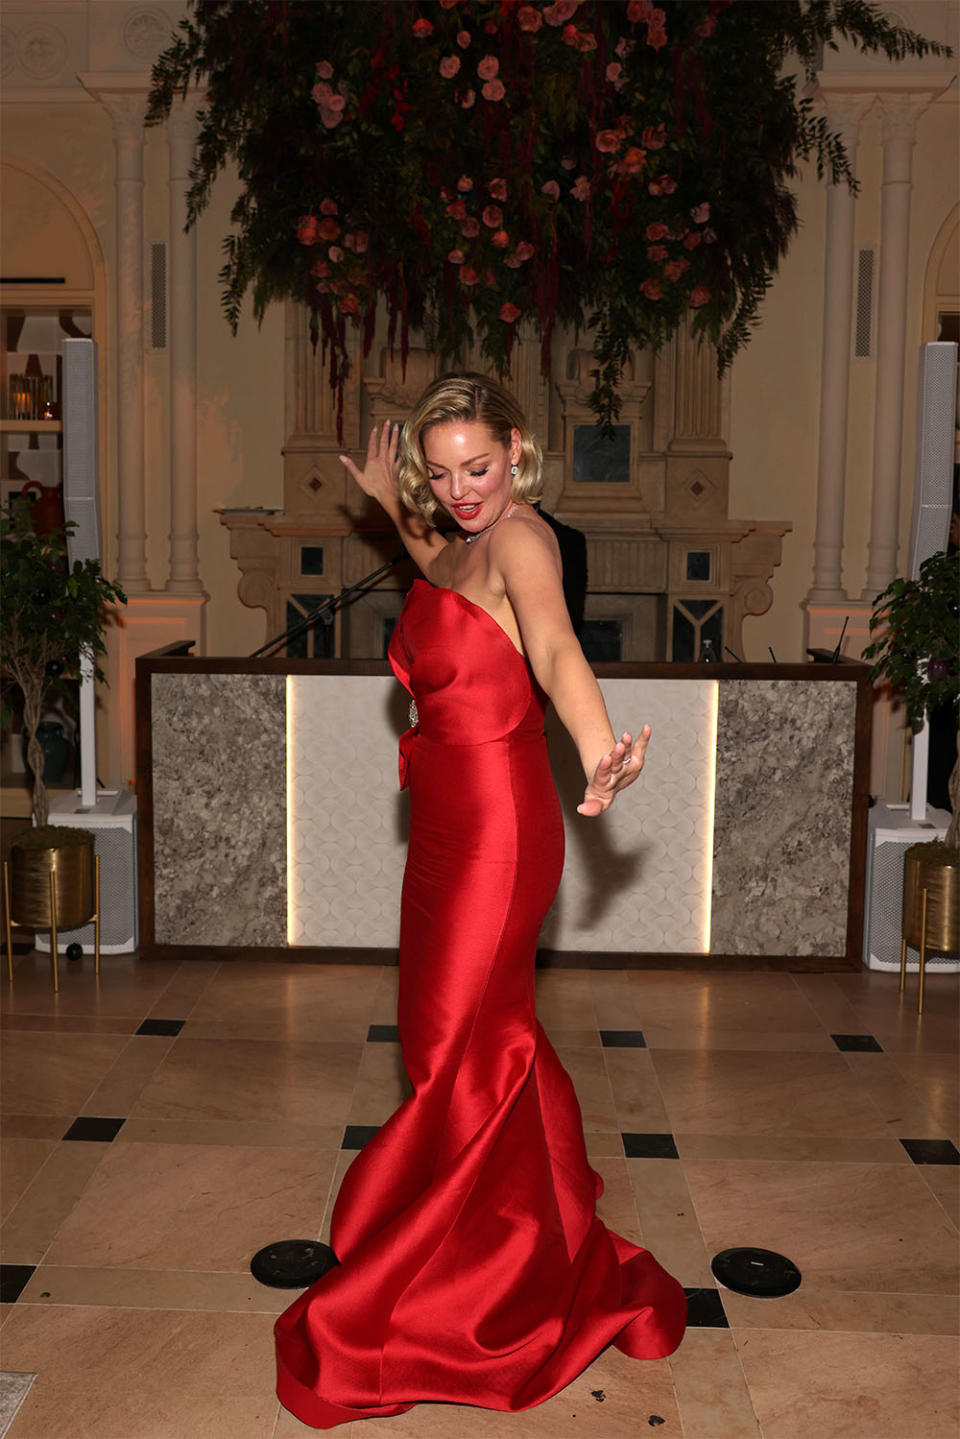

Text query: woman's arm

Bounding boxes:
[340,422,449,576]
[492,517,649,816]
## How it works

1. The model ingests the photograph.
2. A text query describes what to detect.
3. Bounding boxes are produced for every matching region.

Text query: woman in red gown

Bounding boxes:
[275,374,686,1429]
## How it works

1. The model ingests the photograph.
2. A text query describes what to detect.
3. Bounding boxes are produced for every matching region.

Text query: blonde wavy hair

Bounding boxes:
[397,372,543,526]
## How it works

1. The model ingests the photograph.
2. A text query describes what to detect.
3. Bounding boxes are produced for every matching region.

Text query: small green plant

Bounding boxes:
[1,499,126,830]
[864,549,959,847]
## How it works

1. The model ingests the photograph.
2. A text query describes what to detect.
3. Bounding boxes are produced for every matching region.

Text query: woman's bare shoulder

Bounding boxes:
[493,507,562,567]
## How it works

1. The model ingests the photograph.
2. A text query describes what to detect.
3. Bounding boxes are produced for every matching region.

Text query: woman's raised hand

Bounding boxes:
[339,421,401,508]
[577,725,651,818]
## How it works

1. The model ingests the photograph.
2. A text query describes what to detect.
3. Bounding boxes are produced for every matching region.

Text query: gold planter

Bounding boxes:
[10,836,94,930]
[900,842,960,1013]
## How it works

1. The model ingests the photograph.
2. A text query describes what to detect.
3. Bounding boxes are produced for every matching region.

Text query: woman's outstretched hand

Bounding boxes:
[577,726,651,818]
[339,421,400,509]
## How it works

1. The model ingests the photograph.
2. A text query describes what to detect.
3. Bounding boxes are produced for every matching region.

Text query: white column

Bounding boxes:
[100,90,150,591]
[807,92,872,603]
[861,93,928,599]
[166,101,204,593]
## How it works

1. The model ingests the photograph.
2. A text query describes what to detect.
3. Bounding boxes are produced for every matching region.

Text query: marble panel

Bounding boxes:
[152,673,286,946]
[711,679,856,956]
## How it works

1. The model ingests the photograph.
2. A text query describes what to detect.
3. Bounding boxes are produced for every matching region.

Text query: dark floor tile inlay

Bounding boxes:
[600,1030,646,1048]
[136,1018,186,1037]
[342,1124,381,1151]
[900,1137,960,1166]
[683,1287,730,1328]
[830,1033,883,1052]
[62,1116,126,1143]
[0,1264,36,1303]
[621,1132,679,1160]
[367,1024,400,1043]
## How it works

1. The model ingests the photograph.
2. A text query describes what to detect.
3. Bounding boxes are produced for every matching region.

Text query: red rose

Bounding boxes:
[297,215,320,245]
[412,18,434,38]
[642,123,667,150]
[477,55,500,80]
[645,221,670,241]
[646,24,667,50]
[488,177,508,200]
[491,229,510,248]
[663,258,690,281]
[689,285,711,307]
[482,205,503,227]
[446,201,468,220]
[447,249,465,265]
[481,79,505,101]
[317,217,341,241]
[682,231,702,250]
[460,266,480,286]
[621,146,647,175]
[319,198,339,216]
[499,302,521,323]
[595,129,622,154]
[338,294,360,315]
[518,5,542,31]
[461,218,481,237]
[647,244,668,262]
[626,0,652,20]
[641,278,662,300]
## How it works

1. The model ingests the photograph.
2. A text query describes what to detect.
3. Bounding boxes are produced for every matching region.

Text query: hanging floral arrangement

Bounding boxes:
[148,0,944,431]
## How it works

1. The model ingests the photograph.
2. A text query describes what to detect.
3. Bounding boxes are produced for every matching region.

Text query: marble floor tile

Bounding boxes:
[542,1027,601,1048]
[917,1163,960,1229]
[116,1117,344,1150]
[652,1048,891,1136]
[44,1142,339,1272]
[626,971,825,1033]
[533,970,597,1031]
[602,1047,671,1132]
[0,1305,279,1439]
[668,1327,761,1439]
[183,962,385,1042]
[0,1032,129,1116]
[641,1024,837,1052]
[720,1286,959,1334]
[319,1150,353,1246]
[144,958,221,1020]
[683,1158,959,1293]
[131,1038,363,1126]
[583,1131,625,1157]
[0,1013,136,1034]
[346,1041,411,1125]
[788,973,866,1030]
[552,1044,619,1134]
[591,1154,642,1245]
[0,1372,36,1438]
[18,1264,288,1316]
[843,1051,959,1140]
[588,970,645,1029]
[0,1117,71,1141]
[625,1158,714,1287]
[675,1132,911,1164]
[77,1035,174,1116]
[734,1328,959,1439]
[0,1141,56,1222]
[1,1142,109,1265]
[3,955,183,1019]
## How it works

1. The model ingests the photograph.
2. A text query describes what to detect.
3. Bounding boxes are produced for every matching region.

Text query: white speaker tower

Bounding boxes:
[37,338,139,956]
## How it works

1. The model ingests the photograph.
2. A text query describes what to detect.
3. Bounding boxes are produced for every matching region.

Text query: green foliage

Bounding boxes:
[863,551,960,729]
[147,0,947,430]
[1,498,126,826]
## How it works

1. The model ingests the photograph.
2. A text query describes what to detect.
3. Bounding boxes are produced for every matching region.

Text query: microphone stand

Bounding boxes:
[249,552,406,660]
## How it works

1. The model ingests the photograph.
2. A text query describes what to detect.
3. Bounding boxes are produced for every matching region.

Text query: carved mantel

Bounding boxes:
[220,307,789,662]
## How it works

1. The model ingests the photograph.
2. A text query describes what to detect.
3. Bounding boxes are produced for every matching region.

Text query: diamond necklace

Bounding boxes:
[463,502,517,544]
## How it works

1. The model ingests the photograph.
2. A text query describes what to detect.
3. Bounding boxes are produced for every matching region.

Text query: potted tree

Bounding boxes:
[864,549,960,990]
[1,498,125,965]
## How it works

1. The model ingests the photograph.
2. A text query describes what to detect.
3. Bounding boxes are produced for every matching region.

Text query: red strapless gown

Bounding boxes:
[274,580,686,1428]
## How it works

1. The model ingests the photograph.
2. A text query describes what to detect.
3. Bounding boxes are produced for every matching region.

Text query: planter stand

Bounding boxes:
[4,855,101,992]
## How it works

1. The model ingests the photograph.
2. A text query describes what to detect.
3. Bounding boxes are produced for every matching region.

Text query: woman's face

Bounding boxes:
[422,419,522,536]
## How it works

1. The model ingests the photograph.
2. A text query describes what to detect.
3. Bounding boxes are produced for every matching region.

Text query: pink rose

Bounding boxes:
[640,278,662,300]
[461,89,476,108]
[315,61,334,79]
[621,146,646,174]
[320,108,344,130]
[570,175,591,202]
[488,178,508,200]
[647,244,668,261]
[642,124,667,150]
[412,18,434,38]
[353,231,369,254]
[577,31,597,51]
[338,293,360,315]
[543,0,579,25]
[703,227,717,243]
[562,24,580,46]
[446,201,468,220]
[691,202,711,224]
[491,229,510,248]
[461,217,481,237]
[605,61,623,85]
[457,175,474,191]
[504,254,523,269]
[328,245,344,263]
[312,80,332,105]
[310,260,329,278]
[540,180,560,200]
[499,302,521,323]
[447,249,465,265]
[615,37,634,58]
[460,266,480,286]
[482,204,503,227]
[663,258,690,281]
[517,5,542,31]
[645,221,670,241]
[481,79,505,101]
[560,155,577,170]
[297,215,320,245]
[317,217,341,241]
[682,231,702,250]
[477,55,499,80]
[696,16,717,37]
[514,241,535,262]
[439,55,461,78]
[648,175,676,196]
[319,198,339,215]
[456,29,471,47]
[689,285,711,308]
[595,129,622,154]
